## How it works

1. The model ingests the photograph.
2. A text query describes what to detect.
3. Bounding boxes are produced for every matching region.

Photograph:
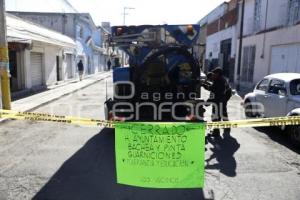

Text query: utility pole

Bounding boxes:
[121,7,134,67]
[123,7,135,26]
[0,0,11,110]
[236,0,245,91]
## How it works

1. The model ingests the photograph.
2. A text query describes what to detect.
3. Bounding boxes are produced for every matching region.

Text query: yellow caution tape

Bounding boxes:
[206,116,300,129]
[1,109,300,129]
[0,109,114,128]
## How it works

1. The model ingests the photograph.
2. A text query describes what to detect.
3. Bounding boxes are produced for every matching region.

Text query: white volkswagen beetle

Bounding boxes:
[244,73,300,145]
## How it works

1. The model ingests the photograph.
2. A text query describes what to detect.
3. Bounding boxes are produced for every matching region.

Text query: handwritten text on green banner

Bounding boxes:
[115,123,206,188]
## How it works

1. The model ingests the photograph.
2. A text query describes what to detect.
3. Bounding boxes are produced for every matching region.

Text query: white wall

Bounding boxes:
[235,33,265,86]
[99,54,106,71]
[44,46,61,85]
[12,13,76,39]
[235,23,300,85]
[23,42,76,89]
[93,54,99,73]
[206,26,237,59]
[266,0,289,29]
[207,3,229,24]
[243,0,290,36]
[243,0,255,35]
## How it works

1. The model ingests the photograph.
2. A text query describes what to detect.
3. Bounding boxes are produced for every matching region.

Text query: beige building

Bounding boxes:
[235,0,300,90]
[7,14,76,94]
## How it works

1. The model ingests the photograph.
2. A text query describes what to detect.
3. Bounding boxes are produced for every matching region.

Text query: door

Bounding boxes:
[30,52,43,87]
[270,44,300,73]
[254,79,270,116]
[270,46,288,73]
[220,39,232,81]
[87,57,91,74]
[286,45,298,72]
[66,54,73,79]
[264,79,287,117]
[9,51,19,92]
[241,46,256,83]
[56,56,61,81]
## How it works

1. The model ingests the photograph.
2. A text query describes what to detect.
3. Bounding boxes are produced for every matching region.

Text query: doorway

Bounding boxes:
[220,39,233,81]
[56,56,61,81]
[9,50,19,92]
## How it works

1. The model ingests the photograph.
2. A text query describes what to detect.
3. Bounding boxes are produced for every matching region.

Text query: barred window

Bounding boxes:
[288,0,300,25]
[241,46,256,83]
[253,0,262,32]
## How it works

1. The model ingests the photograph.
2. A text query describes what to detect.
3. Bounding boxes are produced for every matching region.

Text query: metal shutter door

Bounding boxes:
[271,44,298,74]
[30,52,43,87]
[66,54,73,79]
[271,46,289,73]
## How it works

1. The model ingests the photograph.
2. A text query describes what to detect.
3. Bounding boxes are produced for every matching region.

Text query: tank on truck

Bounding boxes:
[105,25,205,122]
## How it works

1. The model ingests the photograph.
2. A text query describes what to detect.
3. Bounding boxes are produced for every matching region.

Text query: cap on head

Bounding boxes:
[212,67,223,75]
[207,72,213,79]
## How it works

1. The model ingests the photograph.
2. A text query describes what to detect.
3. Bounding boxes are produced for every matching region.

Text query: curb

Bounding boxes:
[0,74,111,124]
[25,74,111,112]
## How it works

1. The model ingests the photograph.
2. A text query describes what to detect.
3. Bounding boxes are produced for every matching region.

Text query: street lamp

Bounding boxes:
[121,7,135,66]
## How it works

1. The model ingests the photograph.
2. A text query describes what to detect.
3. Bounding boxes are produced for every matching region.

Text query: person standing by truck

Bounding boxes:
[204,67,232,137]
[77,60,84,81]
[107,59,112,71]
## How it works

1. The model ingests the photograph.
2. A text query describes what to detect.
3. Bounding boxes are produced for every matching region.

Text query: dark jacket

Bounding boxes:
[107,60,111,67]
[77,62,84,71]
[207,76,228,103]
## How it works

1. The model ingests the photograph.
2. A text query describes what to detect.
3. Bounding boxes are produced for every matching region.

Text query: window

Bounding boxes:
[80,27,84,38]
[268,79,286,94]
[241,46,256,82]
[253,0,262,32]
[288,0,300,25]
[290,79,300,95]
[256,79,269,91]
[76,25,84,39]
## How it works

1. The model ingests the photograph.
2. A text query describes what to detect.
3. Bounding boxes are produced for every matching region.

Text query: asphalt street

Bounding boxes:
[0,75,300,200]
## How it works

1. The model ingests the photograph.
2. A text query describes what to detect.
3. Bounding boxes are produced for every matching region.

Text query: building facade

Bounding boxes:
[205,0,239,82]
[235,0,300,90]
[8,11,108,76]
[7,14,76,94]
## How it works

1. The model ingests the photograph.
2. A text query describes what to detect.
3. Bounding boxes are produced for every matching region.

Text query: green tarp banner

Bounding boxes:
[115,123,206,188]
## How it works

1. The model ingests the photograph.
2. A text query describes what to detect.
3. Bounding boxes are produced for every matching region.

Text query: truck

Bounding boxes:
[105,24,206,122]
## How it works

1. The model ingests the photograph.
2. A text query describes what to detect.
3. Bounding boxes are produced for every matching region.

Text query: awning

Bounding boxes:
[6,14,76,49]
[7,37,31,44]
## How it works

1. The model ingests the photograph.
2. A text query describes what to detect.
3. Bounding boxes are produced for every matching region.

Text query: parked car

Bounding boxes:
[243,73,300,145]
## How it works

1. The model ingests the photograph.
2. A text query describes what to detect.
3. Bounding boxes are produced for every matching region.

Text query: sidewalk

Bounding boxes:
[11,72,111,112]
[201,88,244,121]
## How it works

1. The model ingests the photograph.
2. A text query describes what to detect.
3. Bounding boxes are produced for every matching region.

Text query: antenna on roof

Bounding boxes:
[64,0,78,13]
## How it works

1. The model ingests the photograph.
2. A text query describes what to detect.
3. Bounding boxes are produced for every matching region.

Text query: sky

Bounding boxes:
[67,0,228,26]
[6,0,229,26]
